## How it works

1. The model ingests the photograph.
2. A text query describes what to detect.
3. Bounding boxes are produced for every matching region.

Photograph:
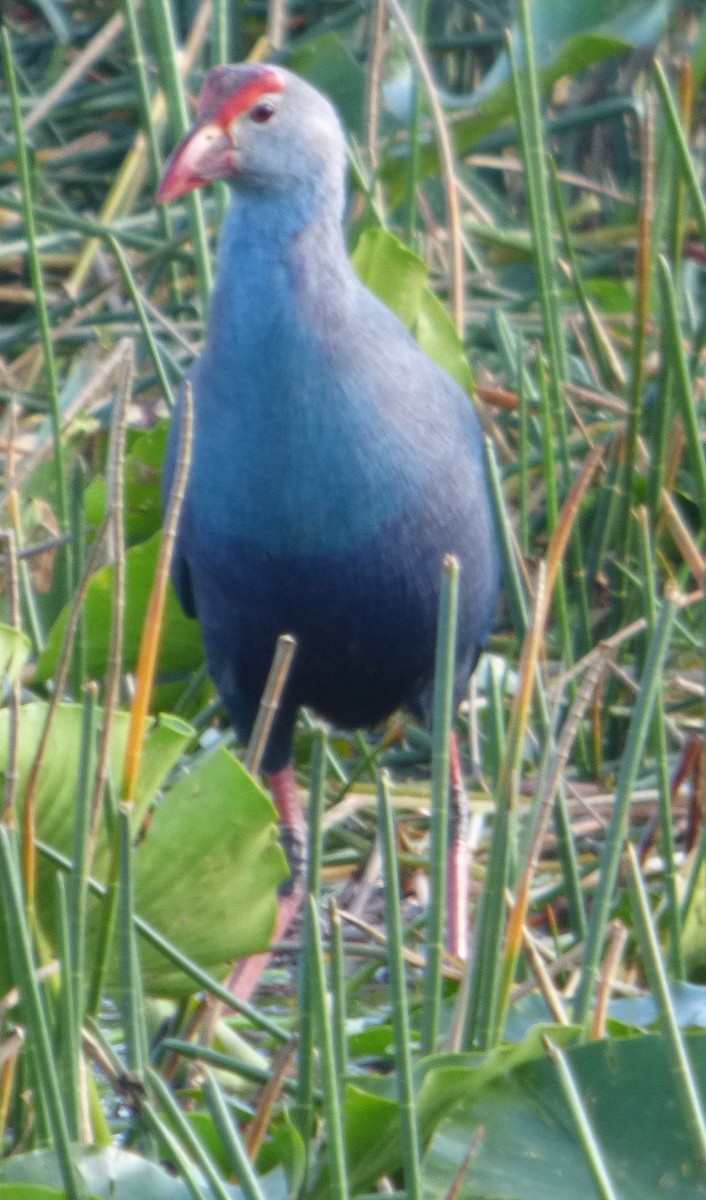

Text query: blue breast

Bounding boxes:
[166,190,500,770]
[188,332,416,558]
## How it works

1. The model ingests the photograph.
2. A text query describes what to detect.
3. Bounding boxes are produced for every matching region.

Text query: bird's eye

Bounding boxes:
[250,101,276,125]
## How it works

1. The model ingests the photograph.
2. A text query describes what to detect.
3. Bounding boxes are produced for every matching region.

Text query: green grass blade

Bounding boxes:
[421,555,459,1055]
[485,437,529,639]
[627,845,706,1163]
[69,463,87,696]
[402,0,430,244]
[377,771,423,1200]
[2,28,72,599]
[543,1036,620,1200]
[203,1070,270,1200]
[296,727,327,1173]
[39,838,291,1042]
[308,895,350,1200]
[536,356,573,670]
[146,1067,234,1200]
[657,255,706,527]
[0,829,84,1199]
[161,1038,299,1097]
[108,233,176,407]
[69,682,98,1022]
[146,0,213,314]
[636,510,684,977]
[573,590,678,1029]
[654,59,706,252]
[118,806,148,1077]
[617,101,654,598]
[329,898,347,1095]
[141,1094,212,1200]
[508,7,592,662]
[507,6,569,425]
[56,875,80,1141]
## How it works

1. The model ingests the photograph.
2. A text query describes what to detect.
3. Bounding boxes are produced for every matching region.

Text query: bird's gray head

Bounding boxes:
[157,64,346,206]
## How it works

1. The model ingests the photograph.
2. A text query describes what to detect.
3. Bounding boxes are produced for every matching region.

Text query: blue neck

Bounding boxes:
[189,185,411,555]
[204,183,351,379]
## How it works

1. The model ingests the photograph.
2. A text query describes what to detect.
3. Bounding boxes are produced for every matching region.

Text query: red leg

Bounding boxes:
[447,731,470,960]
[229,764,307,1002]
[230,741,469,1000]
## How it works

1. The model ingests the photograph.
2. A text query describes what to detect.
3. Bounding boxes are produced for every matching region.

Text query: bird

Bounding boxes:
[157,62,500,999]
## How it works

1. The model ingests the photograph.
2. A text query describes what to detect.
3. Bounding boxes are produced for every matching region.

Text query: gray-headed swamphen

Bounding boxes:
[157,62,500,998]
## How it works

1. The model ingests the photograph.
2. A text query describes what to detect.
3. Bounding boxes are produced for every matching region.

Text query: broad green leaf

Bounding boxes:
[682,862,706,981]
[474,0,667,104]
[0,1188,94,1200]
[347,1022,397,1059]
[0,702,287,996]
[0,701,191,827]
[352,227,428,326]
[415,289,474,393]
[111,740,287,993]
[424,1032,706,1199]
[0,1146,289,1200]
[582,277,635,313]
[85,422,168,544]
[610,982,706,1029]
[36,531,205,687]
[257,1114,307,1199]
[187,1111,234,1177]
[528,0,666,61]
[352,227,474,392]
[0,621,31,682]
[472,0,666,112]
[314,1027,579,1198]
[383,12,666,203]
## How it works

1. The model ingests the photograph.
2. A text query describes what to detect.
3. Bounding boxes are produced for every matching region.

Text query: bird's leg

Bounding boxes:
[229,763,307,1002]
[268,762,309,897]
[447,730,470,960]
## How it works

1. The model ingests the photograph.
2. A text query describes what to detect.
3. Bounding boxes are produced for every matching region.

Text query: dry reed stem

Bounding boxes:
[590,920,629,1039]
[21,520,110,910]
[244,633,297,776]
[504,647,612,976]
[66,0,212,298]
[384,0,465,334]
[120,382,193,806]
[25,8,133,133]
[1,337,135,513]
[245,1040,298,1159]
[87,345,132,865]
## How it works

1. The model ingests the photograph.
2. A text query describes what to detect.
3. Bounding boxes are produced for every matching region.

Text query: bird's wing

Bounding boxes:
[170,546,197,618]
